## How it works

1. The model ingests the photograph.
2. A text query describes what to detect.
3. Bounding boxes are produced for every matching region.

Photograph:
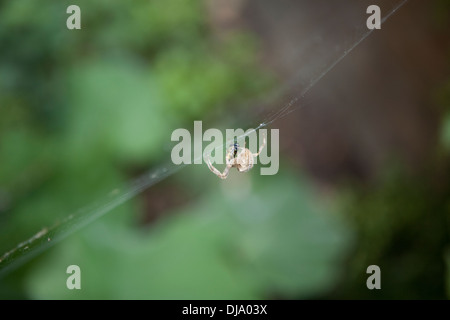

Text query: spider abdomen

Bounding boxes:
[236,149,254,172]
[206,132,265,179]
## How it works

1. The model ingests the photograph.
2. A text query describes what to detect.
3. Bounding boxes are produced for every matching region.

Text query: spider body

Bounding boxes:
[206,133,266,179]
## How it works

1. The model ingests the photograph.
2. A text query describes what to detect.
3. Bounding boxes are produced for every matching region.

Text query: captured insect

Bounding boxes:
[206,133,266,179]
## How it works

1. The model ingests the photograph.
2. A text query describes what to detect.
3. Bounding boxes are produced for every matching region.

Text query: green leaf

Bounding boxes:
[25,169,352,299]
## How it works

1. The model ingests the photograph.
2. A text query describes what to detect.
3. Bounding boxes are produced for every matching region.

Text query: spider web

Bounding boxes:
[0,0,409,276]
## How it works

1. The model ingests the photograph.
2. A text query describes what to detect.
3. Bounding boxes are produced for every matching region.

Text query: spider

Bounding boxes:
[206,133,266,179]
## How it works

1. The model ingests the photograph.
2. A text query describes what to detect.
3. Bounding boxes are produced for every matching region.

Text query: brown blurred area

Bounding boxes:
[208,0,450,184]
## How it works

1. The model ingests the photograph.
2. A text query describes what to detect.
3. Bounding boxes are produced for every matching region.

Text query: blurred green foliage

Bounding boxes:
[1,0,448,300]
[0,0,353,299]
[24,171,351,299]
[333,79,450,299]
[439,81,450,152]
[337,165,450,299]
[0,0,273,298]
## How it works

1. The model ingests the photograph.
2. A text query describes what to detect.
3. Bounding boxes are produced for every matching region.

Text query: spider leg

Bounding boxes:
[253,132,266,157]
[206,156,231,179]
